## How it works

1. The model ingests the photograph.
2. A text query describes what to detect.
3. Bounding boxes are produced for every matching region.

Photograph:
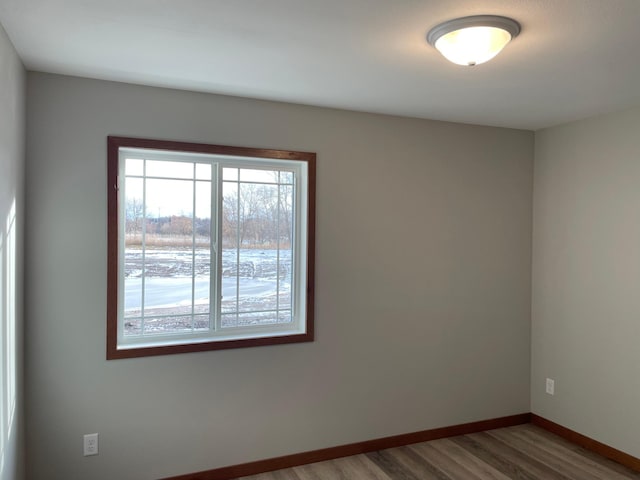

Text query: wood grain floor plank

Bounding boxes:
[466,431,575,480]
[366,450,426,480]
[515,425,640,479]
[245,471,301,480]
[487,427,603,480]
[286,463,323,480]
[236,424,639,480]
[428,438,512,480]
[409,441,487,480]
[501,426,621,480]
[293,454,390,480]
[331,454,392,480]
[291,459,348,480]
[375,445,452,480]
[451,434,540,480]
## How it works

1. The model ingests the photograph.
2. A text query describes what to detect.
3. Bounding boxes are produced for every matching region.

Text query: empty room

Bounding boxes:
[1,1,639,479]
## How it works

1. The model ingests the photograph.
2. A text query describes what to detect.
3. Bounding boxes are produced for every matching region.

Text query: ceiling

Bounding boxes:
[1,0,639,130]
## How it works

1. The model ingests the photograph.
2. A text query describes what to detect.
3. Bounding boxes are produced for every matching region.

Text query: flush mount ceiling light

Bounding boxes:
[427,15,521,66]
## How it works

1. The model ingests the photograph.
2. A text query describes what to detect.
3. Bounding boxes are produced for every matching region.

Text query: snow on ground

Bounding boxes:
[123,248,292,334]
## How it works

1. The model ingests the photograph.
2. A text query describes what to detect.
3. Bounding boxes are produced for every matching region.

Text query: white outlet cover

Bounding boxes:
[83,433,99,456]
[546,378,555,395]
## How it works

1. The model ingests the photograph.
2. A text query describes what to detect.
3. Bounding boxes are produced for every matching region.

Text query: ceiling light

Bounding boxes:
[427,15,521,66]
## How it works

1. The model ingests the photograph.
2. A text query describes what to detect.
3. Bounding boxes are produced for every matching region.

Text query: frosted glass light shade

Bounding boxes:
[427,15,520,66]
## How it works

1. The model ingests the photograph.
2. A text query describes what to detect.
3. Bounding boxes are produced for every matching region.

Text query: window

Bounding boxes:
[107,137,315,359]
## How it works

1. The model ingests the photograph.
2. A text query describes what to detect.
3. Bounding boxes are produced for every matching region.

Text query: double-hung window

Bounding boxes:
[107,137,315,359]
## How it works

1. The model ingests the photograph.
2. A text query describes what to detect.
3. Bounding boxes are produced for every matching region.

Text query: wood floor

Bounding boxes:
[236,424,640,480]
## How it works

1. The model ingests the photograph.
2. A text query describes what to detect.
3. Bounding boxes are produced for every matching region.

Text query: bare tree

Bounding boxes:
[222,179,293,248]
[125,197,144,234]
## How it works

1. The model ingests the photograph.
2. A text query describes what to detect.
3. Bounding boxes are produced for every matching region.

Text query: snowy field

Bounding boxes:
[123,248,292,334]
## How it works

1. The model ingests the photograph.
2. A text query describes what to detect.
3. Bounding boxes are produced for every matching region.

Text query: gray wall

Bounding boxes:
[532,107,640,458]
[25,72,533,480]
[0,21,25,480]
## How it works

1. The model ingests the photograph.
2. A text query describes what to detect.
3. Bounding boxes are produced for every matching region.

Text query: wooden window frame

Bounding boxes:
[107,136,315,359]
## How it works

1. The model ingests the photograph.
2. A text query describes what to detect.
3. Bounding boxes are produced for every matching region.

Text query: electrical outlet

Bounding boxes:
[83,433,99,456]
[546,378,555,395]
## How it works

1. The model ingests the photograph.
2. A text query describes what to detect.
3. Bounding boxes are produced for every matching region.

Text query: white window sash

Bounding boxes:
[116,148,307,350]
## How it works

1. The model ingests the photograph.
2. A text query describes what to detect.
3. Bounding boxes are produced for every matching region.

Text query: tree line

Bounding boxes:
[125,183,293,248]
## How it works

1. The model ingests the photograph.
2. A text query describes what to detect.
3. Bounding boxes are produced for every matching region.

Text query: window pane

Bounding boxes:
[144,315,193,335]
[143,274,193,318]
[221,178,294,324]
[124,275,142,322]
[278,184,293,311]
[238,248,278,313]
[124,177,144,243]
[193,314,210,331]
[146,178,193,219]
[221,252,238,315]
[146,160,193,179]
[279,184,293,247]
[124,177,144,322]
[278,248,292,310]
[240,168,278,183]
[143,176,195,333]
[125,158,144,176]
[279,171,293,184]
[221,311,292,328]
[195,181,211,313]
[223,167,238,181]
[195,181,211,224]
[277,310,293,324]
[195,163,211,180]
[237,312,277,326]
[221,313,237,328]
[222,180,239,314]
[123,317,141,336]
[221,258,239,313]
[222,182,238,248]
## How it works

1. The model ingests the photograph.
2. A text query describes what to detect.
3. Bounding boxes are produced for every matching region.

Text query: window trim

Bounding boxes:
[107,136,316,359]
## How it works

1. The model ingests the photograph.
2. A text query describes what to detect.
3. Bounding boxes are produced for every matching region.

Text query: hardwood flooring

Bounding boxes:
[236,424,640,480]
